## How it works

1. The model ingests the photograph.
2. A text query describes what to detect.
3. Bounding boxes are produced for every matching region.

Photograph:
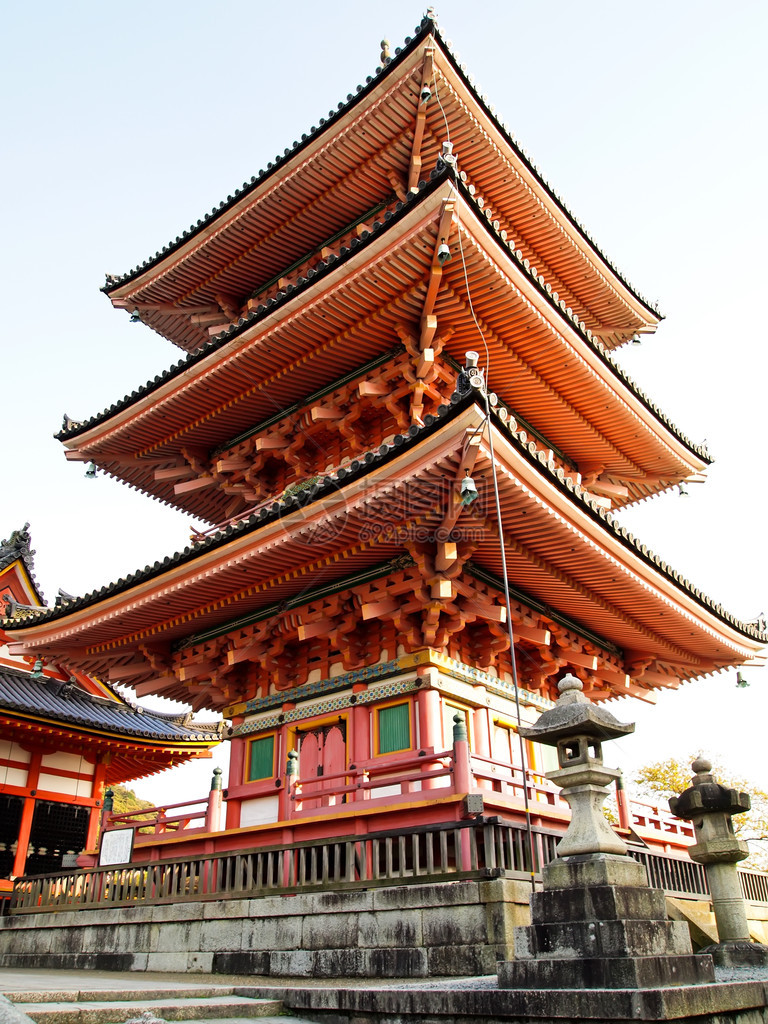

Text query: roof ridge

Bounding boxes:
[453,175,709,464]
[428,18,660,321]
[0,522,45,605]
[102,15,438,294]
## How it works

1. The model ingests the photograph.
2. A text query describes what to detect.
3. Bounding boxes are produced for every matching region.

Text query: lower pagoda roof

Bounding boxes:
[8,394,764,710]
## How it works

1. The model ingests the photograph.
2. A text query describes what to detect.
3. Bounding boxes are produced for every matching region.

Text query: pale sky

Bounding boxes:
[1,1,766,803]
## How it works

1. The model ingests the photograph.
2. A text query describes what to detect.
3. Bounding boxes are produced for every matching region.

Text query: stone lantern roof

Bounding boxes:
[669,757,751,819]
[519,674,635,747]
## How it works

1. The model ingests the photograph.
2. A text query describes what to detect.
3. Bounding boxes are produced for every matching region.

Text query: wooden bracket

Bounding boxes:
[408,50,434,193]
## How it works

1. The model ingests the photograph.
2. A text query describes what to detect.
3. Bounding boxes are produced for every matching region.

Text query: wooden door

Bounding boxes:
[298,720,347,809]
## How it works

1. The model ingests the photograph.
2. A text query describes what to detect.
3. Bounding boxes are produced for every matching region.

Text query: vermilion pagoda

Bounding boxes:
[6,14,764,855]
[0,526,221,902]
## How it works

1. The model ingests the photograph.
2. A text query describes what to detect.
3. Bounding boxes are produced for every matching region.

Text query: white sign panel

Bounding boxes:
[98,828,135,867]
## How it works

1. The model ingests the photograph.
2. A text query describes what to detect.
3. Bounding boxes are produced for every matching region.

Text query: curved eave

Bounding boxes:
[102,19,657,352]
[432,45,660,347]
[14,401,765,694]
[64,179,704,520]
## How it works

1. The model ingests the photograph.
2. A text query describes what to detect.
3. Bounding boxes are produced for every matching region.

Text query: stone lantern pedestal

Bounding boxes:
[498,675,715,991]
[670,758,768,968]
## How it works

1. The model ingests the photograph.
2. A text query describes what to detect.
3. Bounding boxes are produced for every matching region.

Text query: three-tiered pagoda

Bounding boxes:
[6,14,764,855]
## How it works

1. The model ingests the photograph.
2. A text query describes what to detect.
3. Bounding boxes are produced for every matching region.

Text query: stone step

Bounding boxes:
[6,991,238,1006]
[12,995,283,1024]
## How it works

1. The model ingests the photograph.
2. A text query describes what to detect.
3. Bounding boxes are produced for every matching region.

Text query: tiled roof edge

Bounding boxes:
[58,167,452,443]
[456,177,710,464]
[102,17,438,294]
[25,388,766,645]
[0,667,222,741]
[490,404,763,642]
[32,389,474,625]
[430,23,661,320]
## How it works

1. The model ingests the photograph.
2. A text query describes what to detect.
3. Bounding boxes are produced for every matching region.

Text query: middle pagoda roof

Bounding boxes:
[61,173,707,520]
[10,393,765,713]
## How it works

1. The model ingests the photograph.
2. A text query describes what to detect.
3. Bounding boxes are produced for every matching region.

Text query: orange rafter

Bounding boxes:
[408,48,435,192]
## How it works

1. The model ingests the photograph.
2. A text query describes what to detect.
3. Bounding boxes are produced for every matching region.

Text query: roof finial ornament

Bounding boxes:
[380,39,390,64]
[425,6,437,21]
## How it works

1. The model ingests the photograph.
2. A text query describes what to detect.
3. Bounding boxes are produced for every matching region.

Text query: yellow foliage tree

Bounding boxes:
[110,783,154,816]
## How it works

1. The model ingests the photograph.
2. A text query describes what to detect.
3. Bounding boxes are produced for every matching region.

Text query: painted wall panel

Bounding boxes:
[240,795,280,827]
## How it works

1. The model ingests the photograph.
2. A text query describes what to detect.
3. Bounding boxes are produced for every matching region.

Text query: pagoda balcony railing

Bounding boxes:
[98,738,694,848]
[10,816,768,916]
[104,794,218,838]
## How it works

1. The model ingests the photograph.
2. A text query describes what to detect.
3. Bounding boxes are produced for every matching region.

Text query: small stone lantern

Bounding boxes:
[520,673,634,857]
[670,757,768,967]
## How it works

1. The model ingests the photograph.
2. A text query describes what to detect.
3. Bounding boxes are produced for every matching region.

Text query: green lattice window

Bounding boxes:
[377,702,411,754]
[247,735,275,782]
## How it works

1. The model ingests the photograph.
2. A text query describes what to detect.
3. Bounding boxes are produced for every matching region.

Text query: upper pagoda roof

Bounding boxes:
[60,173,707,521]
[13,393,765,709]
[102,14,659,354]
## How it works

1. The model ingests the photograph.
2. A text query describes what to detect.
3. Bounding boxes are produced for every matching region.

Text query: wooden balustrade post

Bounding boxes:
[452,713,474,870]
[615,771,632,830]
[452,712,472,794]
[205,767,223,831]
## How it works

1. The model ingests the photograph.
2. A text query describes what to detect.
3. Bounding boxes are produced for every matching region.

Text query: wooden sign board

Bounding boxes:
[98,828,135,867]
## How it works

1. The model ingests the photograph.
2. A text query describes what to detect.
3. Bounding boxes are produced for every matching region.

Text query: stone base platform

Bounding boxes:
[0,879,530,979]
[249,977,768,1024]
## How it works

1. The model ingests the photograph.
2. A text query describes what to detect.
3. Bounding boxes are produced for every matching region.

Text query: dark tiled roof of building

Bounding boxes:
[25,390,767,643]
[0,667,221,742]
[101,13,658,322]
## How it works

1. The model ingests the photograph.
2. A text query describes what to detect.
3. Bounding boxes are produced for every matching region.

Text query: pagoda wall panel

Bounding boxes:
[240,795,280,828]
[40,751,95,775]
[0,739,31,763]
[37,772,93,799]
[0,767,28,789]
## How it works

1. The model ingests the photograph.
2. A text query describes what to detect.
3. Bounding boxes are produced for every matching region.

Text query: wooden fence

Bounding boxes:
[11,816,761,916]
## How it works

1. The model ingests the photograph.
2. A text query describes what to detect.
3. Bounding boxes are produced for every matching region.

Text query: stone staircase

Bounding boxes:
[4,987,285,1024]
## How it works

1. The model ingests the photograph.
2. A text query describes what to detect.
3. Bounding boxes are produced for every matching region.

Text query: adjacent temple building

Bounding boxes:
[5,13,764,865]
[0,526,221,905]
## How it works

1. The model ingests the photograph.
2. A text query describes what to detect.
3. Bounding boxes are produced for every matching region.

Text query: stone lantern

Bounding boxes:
[670,757,768,967]
[519,673,634,858]
[497,674,714,991]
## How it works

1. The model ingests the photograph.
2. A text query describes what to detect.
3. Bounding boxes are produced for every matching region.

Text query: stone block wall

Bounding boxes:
[0,878,532,978]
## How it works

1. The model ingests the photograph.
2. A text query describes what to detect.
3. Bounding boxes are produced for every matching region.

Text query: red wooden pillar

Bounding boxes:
[350,685,370,762]
[349,697,370,804]
[417,685,443,790]
[11,751,41,878]
[471,693,492,758]
[85,759,108,851]
[226,735,246,828]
